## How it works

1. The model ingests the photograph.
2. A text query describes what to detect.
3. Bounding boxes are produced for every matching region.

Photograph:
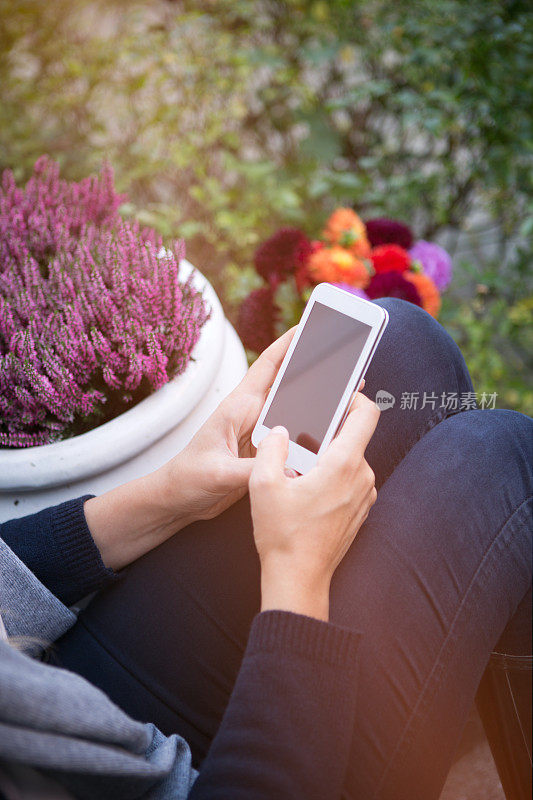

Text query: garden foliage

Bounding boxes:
[0,0,531,412]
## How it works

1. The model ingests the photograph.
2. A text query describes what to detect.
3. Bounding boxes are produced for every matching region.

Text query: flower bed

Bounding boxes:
[237,209,453,353]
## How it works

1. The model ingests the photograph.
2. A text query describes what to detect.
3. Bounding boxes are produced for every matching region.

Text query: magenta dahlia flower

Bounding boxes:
[409,240,453,290]
[237,287,279,353]
[331,283,370,301]
[365,218,413,250]
[254,227,312,288]
[366,272,422,306]
[0,157,209,448]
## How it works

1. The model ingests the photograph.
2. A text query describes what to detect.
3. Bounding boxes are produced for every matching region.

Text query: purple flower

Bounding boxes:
[331,283,370,301]
[409,241,453,291]
[0,158,209,448]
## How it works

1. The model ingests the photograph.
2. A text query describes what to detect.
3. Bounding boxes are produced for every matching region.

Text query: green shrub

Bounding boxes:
[441,244,533,416]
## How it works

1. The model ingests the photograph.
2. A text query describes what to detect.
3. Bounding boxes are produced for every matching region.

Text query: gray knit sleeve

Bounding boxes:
[0,537,76,655]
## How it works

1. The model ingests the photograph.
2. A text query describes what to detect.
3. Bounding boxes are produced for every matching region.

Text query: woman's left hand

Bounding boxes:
[85,329,295,571]
[158,327,296,524]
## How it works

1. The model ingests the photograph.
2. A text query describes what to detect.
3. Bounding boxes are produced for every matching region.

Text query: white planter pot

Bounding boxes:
[0,261,248,522]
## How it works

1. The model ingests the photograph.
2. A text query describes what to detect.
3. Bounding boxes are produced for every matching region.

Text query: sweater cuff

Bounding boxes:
[247,609,360,668]
[50,496,117,605]
[1,497,117,607]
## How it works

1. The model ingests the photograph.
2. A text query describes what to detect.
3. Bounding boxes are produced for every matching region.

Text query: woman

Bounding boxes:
[1,298,531,800]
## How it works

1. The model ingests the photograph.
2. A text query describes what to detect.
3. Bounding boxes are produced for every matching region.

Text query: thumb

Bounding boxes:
[227,457,255,486]
[251,426,290,486]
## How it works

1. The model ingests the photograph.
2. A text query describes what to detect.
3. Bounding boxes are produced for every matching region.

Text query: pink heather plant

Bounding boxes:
[0,157,209,448]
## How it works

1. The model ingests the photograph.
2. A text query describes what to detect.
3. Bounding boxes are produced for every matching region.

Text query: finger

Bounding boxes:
[328,393,380,457]
[250,426,289,486]
[334,379,365,430]
[227,456,255,485]
[239,327,297,397]
[284,466,298,479]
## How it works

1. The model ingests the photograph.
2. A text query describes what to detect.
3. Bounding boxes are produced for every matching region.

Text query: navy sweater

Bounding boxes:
[1,499,360,799]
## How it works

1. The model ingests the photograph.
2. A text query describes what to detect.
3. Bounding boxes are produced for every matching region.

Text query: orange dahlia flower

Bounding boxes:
[307,245,371,288]
[404,272,441,317]
[323,208,371,258]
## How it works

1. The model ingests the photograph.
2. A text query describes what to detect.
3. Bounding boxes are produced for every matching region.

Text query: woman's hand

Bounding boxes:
[156,327,297,524]
[83,327,375,580]
[249,393,380,622]
[85,329,296,572]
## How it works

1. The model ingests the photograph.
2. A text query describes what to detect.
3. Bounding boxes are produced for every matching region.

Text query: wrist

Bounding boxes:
[85,468,195,571]
[260,555,331,622]
[153,458,200,530]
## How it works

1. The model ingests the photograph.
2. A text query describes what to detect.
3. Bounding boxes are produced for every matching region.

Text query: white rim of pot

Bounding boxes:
[0,260,225,491]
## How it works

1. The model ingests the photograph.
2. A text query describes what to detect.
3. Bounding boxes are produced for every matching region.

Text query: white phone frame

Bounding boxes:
[251,283,389,474]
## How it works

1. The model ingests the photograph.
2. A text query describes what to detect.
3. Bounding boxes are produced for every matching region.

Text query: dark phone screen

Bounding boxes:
[264,301,372,453]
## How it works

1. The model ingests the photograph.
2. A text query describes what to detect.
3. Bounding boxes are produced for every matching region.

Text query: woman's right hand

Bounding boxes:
[249,393,380,622]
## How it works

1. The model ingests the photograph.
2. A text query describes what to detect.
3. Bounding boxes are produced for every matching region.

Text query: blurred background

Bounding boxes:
[1,0,531,413]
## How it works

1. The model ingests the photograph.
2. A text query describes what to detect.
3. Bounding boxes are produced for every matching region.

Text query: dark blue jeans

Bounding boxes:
[56,299,533,800]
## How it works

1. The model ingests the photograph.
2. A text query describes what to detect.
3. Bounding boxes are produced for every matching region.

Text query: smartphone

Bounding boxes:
[251,283,388,474]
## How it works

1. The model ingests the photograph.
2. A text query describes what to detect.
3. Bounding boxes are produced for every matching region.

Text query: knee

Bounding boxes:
[374,297,448,345]
[372,297,472,390]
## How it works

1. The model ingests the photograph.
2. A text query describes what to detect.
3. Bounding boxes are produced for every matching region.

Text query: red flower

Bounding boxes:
[237,287,279,352]
[366,272,422,306]
[254,227,312,288]
[370,244,411,274]
[365,218,413,249]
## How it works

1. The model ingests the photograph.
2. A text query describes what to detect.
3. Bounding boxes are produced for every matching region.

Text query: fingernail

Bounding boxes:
[271,425,288,436]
